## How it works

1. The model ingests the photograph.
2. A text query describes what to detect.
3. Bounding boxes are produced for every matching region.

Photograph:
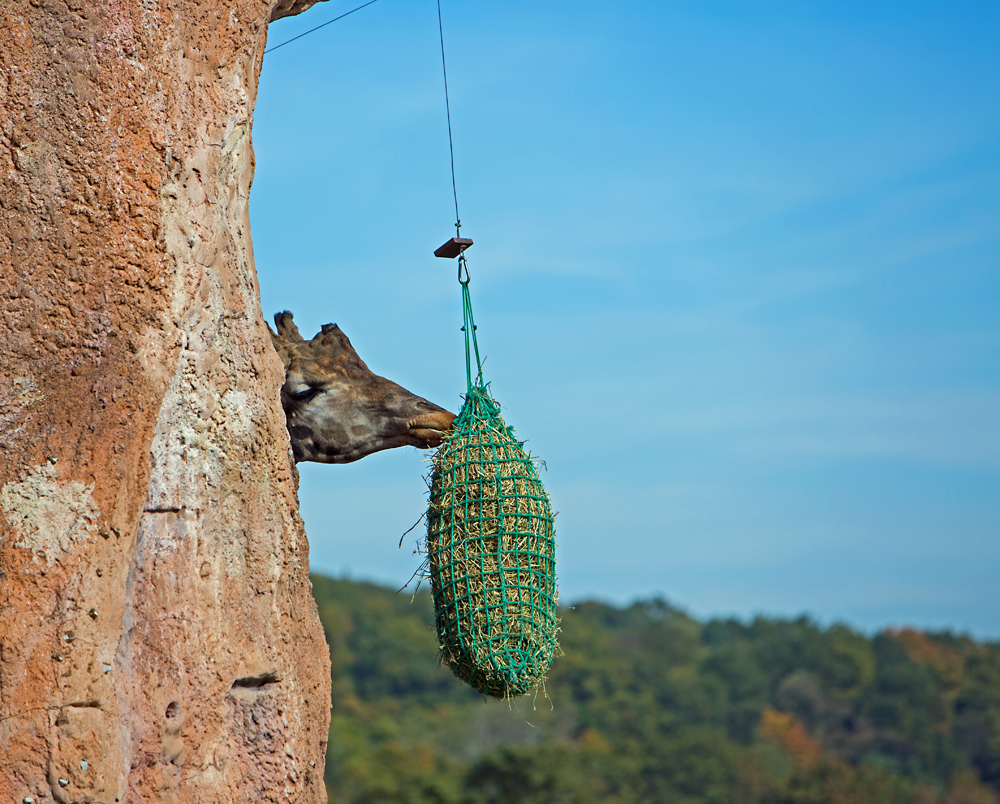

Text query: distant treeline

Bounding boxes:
[312,575,1000,804]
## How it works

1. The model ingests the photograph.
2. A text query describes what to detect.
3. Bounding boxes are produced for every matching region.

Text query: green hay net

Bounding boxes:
[426,271,559,699]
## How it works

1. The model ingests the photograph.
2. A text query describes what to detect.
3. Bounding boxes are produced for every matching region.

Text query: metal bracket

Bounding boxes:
[434,237,474,259]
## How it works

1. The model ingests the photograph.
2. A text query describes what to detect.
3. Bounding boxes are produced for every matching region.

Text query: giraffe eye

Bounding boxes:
[291,387,322,403]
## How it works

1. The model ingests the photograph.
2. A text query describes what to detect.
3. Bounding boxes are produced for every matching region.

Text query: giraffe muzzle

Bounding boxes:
[407,409,456,448]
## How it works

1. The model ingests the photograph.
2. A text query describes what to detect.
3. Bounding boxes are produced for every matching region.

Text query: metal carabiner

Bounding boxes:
[458,254,471,285]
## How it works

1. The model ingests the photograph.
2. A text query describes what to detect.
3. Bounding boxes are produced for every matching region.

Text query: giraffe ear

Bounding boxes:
[274,311,304,341]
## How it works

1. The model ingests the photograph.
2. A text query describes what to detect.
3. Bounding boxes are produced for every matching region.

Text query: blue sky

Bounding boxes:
[251,1,1000,637]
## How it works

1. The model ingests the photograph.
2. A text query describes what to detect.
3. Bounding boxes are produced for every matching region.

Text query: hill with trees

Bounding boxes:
[312,575,1000,804]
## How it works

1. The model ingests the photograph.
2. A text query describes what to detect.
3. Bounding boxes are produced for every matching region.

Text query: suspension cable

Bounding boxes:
[265,0,381,55]
[436,0,461,237]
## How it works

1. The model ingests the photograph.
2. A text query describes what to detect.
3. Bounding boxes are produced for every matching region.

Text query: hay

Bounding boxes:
[426,386,559,698]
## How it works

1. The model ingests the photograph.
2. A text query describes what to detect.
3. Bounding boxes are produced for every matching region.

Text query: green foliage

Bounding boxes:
[312,575,1000,804]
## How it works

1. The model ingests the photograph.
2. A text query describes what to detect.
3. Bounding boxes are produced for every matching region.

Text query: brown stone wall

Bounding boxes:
[0,1,331,802]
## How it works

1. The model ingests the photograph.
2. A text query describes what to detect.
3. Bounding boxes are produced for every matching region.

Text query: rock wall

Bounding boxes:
[0,1,331,802]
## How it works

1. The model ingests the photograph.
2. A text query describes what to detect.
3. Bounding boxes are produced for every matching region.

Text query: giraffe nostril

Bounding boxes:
[417,399,449,414]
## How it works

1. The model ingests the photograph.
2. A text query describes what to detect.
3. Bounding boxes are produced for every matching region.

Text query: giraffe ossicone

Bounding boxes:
[268,311,456,464]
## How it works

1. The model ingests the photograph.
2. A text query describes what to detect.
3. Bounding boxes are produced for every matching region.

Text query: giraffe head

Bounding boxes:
[268,311,456,464]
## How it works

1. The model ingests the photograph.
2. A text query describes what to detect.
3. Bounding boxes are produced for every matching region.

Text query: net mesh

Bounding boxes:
[426,384,559,698]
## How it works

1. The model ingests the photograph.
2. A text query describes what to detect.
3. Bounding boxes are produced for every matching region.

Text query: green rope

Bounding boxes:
[460,257,484,391]
[425,257,560,699]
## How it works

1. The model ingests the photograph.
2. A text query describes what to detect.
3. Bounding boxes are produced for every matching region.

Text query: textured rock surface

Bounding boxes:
[0,1,331,802]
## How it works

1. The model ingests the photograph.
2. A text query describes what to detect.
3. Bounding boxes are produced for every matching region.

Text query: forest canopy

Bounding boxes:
[312,575,1000,804]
